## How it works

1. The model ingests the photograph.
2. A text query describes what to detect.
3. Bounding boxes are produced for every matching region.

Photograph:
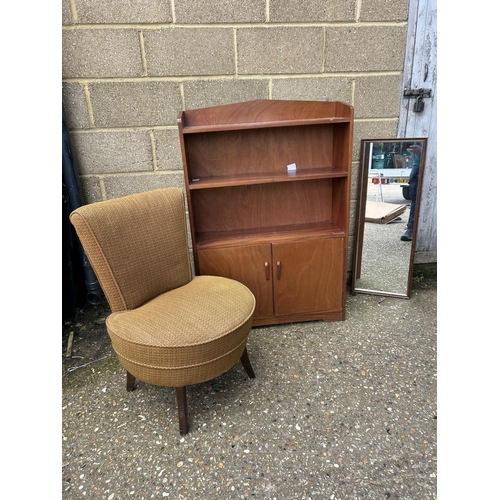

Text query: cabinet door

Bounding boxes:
[272,238,344,317]
[197,244,274,320]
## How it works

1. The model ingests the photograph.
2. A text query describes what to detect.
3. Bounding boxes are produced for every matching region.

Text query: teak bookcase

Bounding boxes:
[177,100,354,326]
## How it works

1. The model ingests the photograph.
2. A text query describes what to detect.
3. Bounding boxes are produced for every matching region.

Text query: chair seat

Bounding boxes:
[106,275,255,387]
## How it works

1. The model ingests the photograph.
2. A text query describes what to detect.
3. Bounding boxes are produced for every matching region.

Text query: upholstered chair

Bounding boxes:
[69,187,256,434]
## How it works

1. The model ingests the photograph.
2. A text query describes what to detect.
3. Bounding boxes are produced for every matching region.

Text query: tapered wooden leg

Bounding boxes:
[176,386,189,435]
[126,371,136,392]
[240,347,255,379]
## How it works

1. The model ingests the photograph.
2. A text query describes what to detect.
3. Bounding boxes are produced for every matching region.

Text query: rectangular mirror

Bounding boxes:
[351,138,427,298]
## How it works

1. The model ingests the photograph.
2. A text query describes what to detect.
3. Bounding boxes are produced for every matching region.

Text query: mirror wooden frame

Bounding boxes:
[351,138,427,299]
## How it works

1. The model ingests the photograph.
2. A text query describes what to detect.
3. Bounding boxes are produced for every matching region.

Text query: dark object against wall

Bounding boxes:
[62,106,101,319]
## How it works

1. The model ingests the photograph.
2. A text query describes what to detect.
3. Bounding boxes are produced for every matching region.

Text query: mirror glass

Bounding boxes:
[351,138,427,298]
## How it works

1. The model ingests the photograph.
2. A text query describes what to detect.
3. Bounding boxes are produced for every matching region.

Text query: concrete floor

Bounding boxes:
[62,270,437,500]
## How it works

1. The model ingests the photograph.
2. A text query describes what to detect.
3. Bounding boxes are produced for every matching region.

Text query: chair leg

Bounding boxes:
[240,347,255,379]
[126,371,136,392]
[176,387,189,435]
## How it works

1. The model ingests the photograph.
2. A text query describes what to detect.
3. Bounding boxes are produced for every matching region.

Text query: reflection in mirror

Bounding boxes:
[352,138,427,298]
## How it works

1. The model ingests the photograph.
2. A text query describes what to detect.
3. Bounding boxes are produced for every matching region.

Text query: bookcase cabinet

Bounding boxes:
[177,100,353,326]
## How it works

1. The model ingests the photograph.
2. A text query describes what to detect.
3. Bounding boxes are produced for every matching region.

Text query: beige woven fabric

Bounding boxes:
[70,188,192,312]
[108,275,255,386]
[69,187,256,389]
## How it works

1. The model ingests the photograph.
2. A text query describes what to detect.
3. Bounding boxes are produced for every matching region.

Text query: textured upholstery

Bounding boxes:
[70,187,255,401]
[107,275,254,386]
[69,188,193,312]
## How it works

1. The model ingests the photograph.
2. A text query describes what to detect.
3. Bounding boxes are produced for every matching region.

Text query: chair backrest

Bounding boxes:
[70,188,193,312]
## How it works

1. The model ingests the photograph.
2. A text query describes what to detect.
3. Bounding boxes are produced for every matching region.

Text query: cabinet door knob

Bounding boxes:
[265,261,270,280]
[276,260,281,280]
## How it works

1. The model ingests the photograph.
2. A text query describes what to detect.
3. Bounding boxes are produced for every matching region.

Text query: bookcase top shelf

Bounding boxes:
[178,99,353,133]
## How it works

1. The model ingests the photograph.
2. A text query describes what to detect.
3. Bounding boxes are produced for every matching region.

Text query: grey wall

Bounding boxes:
[62,0,413,270]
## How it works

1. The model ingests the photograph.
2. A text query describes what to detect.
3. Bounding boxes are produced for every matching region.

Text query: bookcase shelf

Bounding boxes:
[188,166,348,189]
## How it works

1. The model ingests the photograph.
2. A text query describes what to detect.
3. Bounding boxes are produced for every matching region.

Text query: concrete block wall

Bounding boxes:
[62,0,410,265]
